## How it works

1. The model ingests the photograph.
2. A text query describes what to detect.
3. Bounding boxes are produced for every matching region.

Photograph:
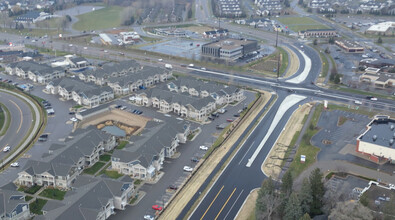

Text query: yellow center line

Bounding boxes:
[9,99,23,134]
[214,187,237,220]
[200,185,224,220]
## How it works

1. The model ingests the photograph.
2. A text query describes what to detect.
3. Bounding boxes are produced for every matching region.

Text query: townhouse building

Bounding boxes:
[5,61,65,84]
[46,78,114,108]
[135,88,216,121]
[41,176,135,220]
[107,66,172,95]
[0,183,30,220]
[167,77,244,105]
[79,60,141,86]
[111,120,190,180]
[15,128,116,189]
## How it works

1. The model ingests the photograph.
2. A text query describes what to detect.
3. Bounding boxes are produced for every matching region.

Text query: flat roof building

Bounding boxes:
[299,28,337,38]
[366,22,395,36]
[335,40,364,53]
[201,38,258,60]
[357,116,395,163]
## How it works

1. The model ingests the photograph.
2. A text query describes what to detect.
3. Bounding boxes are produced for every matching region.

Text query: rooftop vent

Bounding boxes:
[373,135,377,141]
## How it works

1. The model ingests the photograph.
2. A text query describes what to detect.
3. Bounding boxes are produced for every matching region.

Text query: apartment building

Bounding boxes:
[299,29,337,38]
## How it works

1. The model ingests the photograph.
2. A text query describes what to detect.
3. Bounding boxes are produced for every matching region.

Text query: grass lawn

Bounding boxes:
[116,141,128,150]
[288,105,323,178]
[0,103,10,136]
[83,162,106,175]
[39,188,66,200]
[22,185,42,195]
[0,27,67,37]
[29,198,47,215]
[277,17,329,32]
[99,154,111,162]
[103,170,123,179]
[0,107,4,132]
[25,195,33,201]
[247,47,288,76]
[73,6,123,31]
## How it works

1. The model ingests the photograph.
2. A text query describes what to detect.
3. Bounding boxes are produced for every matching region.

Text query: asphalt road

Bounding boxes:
[0,91,33,162]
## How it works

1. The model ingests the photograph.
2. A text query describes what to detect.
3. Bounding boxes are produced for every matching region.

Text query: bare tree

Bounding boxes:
[328,201,373,220]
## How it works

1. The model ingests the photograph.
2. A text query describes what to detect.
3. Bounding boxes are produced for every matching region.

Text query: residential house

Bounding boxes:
[0,183,30,220]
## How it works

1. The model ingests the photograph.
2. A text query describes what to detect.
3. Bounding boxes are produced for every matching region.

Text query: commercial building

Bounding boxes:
[201,38,258,60]
[14,11,51,23]
[366,22,395,36]
[153,28,186,37]
[203,29,229,38]
[335,40,364,53]
[356,116,395,163]
[360,72,395,88]
[299,28,337,38]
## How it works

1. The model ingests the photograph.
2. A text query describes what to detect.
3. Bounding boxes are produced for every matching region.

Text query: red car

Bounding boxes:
[226,119,234,122]
[152,205,163,211]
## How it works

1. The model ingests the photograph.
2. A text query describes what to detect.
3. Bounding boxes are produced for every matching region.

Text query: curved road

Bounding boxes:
[0,89,42,168]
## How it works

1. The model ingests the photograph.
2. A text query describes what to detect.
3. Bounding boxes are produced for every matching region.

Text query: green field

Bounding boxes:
[277,17,329,32]
[73,6,123,31]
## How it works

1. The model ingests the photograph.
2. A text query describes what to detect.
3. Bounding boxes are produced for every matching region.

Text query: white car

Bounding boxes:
[199,145,208,151]
[104,50,108,53]
[70,117,78,122]
[69,44,73,47]
[183,166,193,172]
[3,146,10,152]
[83,47,88,50]
[201,67,206,70]
[370,97,378,101]
[10,162,19,167]
[144,215,154,220]
[120,106,127,110]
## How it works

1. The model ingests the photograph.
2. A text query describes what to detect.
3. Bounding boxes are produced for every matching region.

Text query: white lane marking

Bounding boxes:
[286,49,312,84]
[238,141,254,165]
[223,189,244,220]
[246,94,306,167]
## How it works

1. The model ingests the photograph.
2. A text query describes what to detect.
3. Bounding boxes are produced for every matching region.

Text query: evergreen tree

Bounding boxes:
[377,37,383,44]
[281,171,293,196]
[256,177,280,220]
[313,39,318,45]
[284,192,303,220]
[309,168,325,216]
[187,8,193,19]
[299,178,313,215]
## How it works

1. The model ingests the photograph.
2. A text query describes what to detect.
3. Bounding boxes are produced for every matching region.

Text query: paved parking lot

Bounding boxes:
[140,39,207,60]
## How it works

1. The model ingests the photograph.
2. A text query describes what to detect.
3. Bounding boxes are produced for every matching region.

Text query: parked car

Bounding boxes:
[168,185,178,190]
[199,145,208,151]
[3,145,10,152]
[70,117,78,122]
[38,134,48,142]
[233,113,240,117]
[208,116,215,121]
[10,162,19,167]
[211,112,219,117]
[152,205,163,211]
[69,112,76,115]
[115,105,122,109]
[144,215,154,220]
[191,157,200,163]
[183,166,193,172]
[226,119,234,122]
[120,106,127,110]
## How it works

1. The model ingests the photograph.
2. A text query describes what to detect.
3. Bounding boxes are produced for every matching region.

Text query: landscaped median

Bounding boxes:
[0,102,11,136]
[0,87,45,169]
[158,90,273,220]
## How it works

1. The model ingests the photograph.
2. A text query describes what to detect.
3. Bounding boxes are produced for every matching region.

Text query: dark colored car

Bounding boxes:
[114,105,122,109]
[38,134,48,142]
[169,185,178,190]
[211,112,219,117]
[233,113,240,117]
[191,157,200,163]
[208,116,215,121]
[69,112,76,115]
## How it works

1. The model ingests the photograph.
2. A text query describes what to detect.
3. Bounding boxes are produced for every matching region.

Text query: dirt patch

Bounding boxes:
[283,46,300,78]
[262,103,313,179]
[159,91,271,220]
[235,188,258,220]
[79,109,150,134]
[249,53,281,75]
